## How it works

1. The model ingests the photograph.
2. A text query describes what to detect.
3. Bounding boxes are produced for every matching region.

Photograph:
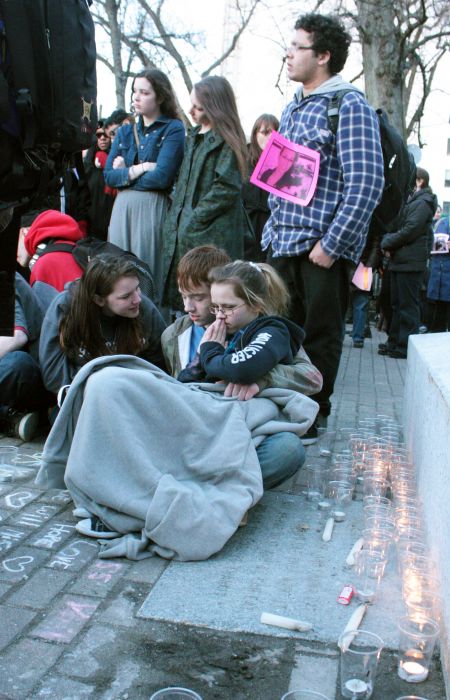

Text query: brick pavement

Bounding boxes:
[0,326,444,699]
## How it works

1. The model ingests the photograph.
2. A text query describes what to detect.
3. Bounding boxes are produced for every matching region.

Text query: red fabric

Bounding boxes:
[25,210,85,292]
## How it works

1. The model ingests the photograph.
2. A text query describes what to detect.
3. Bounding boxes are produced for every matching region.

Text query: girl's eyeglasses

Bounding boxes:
[209,303,246,317]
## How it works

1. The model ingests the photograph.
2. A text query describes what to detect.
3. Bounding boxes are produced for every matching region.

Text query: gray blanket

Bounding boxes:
[36,356,318,561]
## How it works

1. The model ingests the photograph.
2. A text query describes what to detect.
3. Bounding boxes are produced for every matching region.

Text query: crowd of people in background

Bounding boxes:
[1,12,448,558]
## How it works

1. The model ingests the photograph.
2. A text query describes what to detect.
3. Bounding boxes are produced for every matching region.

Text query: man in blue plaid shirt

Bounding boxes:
[262,13,384,435]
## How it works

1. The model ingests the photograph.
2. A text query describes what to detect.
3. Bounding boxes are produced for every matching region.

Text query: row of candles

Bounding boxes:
[304,415,440,698]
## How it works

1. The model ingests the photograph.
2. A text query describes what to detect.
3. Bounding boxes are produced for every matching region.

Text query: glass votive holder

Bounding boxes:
[363,528,392,560]
[339,629,384,699]
[363,495,391,508]
[305,463,326,502]
[280,691,332,700]
[0,445,19,467]
[317,428,336,457]
[365,516,396,537]
[149,689,203,700]
[395,515,423,537]
[395,696,431,700]
[352,549,387,603]
[326,480,353,517]
[402,574,440,605]
[396,539,427,559]
[397,616,440,683]
[363,475,389,499]
[332,467,356,487]
[405,590,442,624]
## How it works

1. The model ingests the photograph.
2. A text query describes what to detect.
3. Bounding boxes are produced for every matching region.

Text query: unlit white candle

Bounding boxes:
[344,678,368,693]
[346,537,364,566]
[322,516,335,541]
[339,603,368,651]
[260,612,313,632]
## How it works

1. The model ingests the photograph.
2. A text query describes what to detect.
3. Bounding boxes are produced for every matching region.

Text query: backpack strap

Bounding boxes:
[28,239,75,269]
[327,88,360,135]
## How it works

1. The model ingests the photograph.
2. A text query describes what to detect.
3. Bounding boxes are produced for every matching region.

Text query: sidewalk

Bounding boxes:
[0,326,445,700]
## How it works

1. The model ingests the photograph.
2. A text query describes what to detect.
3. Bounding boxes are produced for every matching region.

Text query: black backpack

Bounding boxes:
[327,90,416,233]
[32,237,156,301]
[0,0,97,210]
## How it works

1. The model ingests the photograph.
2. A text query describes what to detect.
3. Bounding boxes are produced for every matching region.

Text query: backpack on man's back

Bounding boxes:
[327,90,416,234]
[0,0,97,209]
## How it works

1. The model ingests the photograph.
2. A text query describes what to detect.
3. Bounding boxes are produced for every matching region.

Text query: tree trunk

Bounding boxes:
[355,0,406,138]
[105,0,126,109]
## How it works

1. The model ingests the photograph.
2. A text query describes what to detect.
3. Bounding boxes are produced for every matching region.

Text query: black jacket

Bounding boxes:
[198,316,305,385]
[381,187,438,272]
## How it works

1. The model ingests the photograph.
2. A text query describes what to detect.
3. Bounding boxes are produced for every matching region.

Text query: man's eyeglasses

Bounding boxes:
[209,303,246,317]
[96,130,108,138]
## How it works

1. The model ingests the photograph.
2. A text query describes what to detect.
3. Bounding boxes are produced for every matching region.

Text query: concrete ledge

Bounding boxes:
[404,333,450,697]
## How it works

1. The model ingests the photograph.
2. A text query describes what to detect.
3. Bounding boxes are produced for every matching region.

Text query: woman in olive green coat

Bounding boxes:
[162,76,253,308]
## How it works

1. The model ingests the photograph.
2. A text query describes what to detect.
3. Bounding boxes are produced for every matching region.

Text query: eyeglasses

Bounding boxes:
[289,44,316,51]
[96,131,107,138]
[209,303,246,317]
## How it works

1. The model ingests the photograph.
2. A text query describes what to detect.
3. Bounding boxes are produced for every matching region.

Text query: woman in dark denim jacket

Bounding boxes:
[105,69,185,306]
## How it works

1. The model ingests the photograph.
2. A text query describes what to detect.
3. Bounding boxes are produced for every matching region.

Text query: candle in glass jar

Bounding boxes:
[344,678,369,697]
[398,659,428,682]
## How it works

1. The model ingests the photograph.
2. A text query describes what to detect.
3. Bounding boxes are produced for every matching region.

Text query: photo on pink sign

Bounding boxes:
[250,131,320,206]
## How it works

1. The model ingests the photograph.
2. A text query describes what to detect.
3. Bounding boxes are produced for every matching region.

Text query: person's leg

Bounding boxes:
[387,270,400,351]
[352,290,370,345]
[0,351,46,410]
[0,208,20,336]
[296,255,350,417]
[429,300,449,333]
[395,271,423,354]
[256,432,306,489]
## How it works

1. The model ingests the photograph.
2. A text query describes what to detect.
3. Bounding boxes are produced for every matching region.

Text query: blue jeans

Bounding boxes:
[0,351,46,411]
[352,290,370,342]
[256,431,306,489]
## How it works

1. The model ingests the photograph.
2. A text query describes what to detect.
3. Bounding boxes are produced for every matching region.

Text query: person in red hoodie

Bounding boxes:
[17,210,85,308]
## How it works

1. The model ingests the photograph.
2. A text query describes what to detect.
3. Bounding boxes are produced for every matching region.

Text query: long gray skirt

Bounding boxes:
[108,189,168,306]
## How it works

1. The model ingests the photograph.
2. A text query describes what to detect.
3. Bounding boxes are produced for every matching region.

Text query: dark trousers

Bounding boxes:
[0,351,47,411]
[388,270,423,353]
[427,300,450,332]
[0,208,20,336]
[270,252,350,417]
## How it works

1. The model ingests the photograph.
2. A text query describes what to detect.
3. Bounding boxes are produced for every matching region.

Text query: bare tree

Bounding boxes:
[92,0,261,110]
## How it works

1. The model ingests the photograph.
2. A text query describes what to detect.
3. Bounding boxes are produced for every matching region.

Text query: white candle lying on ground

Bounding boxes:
[339,604,368,651]
[260,612,313,632]
[322,516,335,541]
[346,537,364,566]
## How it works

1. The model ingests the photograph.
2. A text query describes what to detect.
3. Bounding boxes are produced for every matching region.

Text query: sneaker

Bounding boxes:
[301,422,318,446]
[353,340,364,348]
[364,326,372,339]
[378,343,389,356]
[72,506,91,519]
[75,516,119,539]
[388,349,407,359]
[1,410,40,441]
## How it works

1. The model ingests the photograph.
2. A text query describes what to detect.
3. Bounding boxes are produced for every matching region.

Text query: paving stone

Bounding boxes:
[0,487,41,511]
[45,536,99,571]
[8,568,73,609]
[123,555,168,584]
[288,652,338,698]
[35,676,96,698]
[0,583,11,600]
[0,508,11,524]
[70,559,128,597]
[38,489,73,506]
[57,625,118,678]
[0,604,37,651]
[9,502,61,530]
[31,594,101,643]
[99,582,148,627]
[0,637,63,698]
[28,520,76,550]
[0,546,50,583]
[0,525,27,555]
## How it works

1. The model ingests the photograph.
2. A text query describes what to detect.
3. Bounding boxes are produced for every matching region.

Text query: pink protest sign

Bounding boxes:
[250,131,320,206]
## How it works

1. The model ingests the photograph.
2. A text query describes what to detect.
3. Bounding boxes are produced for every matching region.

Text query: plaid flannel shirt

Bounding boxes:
[262,88,384,263]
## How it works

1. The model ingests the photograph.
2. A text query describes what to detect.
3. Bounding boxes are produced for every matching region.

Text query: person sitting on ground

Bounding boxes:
[17,210,85,309]
[39,255,166,396]
[0,274,50,441]
[162,249,322,487]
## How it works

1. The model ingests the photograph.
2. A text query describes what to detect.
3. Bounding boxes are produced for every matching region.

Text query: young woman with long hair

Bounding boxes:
[162,76,254,309]
[242,113,280,258]
[105,68,185,306]
[39,255,166,395]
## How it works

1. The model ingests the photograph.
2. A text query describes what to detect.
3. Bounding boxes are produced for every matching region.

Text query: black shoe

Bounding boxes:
[388,350,407,359]
[378,343,389,355]
[353,340,364,348]
[0,409,40,441]
[364,327,372,339]
[301,421,318,446]
[75,516,119,539]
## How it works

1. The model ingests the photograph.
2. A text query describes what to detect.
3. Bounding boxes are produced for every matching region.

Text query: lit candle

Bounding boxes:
[398,659,428,682]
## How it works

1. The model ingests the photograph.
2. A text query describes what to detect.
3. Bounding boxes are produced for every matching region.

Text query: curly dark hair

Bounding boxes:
[294,14,351,75]
[132,69,180,120]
